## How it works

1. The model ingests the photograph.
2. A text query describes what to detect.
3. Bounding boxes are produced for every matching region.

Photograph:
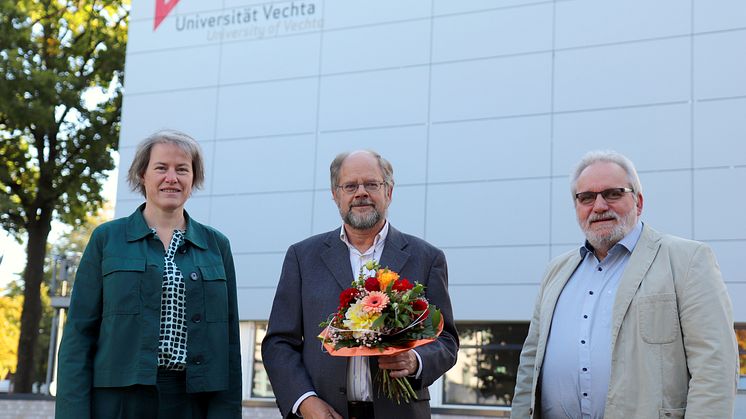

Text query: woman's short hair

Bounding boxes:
[127,129,205,197]
[329,150,394,190]
[570,150,642,198]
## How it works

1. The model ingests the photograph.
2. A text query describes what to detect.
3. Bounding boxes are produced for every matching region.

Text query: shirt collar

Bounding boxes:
[125,203,208,250]
[339,220,389,252]
[580,220,644,258]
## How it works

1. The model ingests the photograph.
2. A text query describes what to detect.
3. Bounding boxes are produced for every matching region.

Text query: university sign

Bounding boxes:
[152,0,323,41]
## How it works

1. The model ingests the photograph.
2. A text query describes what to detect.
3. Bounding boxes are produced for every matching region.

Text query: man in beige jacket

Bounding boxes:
[511,150,739,419]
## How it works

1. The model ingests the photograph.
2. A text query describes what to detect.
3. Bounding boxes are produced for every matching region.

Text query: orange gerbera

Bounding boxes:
[377,269,399,290]
[361,291,390,314]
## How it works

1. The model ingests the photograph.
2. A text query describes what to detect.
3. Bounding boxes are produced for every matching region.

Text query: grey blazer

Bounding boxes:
[511,224,739,419]
[262,225,459,419]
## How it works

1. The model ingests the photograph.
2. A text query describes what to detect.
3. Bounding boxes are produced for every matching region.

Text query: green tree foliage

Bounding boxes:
[0,0,128,392]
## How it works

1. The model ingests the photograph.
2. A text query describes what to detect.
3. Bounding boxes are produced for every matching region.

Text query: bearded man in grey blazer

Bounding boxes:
[262,150,458,419]
[511,150,739,419]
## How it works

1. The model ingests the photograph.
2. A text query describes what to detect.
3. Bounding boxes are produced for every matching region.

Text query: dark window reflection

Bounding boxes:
[444,323,529,406]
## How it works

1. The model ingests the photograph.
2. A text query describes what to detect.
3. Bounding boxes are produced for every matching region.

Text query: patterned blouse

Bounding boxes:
[155,229,188,370]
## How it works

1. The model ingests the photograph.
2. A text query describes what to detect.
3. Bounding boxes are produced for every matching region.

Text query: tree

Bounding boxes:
[0,0,128,392]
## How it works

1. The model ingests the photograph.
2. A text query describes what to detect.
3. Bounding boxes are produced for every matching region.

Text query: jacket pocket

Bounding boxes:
[659,407,685,418]
[200,264,228,322]
[101,257,145,315]
[638,293,679,344]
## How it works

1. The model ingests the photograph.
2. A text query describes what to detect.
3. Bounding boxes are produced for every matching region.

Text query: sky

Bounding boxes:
[0,156,119,291]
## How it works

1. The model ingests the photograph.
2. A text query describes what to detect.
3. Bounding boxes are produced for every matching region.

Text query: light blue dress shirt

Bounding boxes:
[540,221,643,419]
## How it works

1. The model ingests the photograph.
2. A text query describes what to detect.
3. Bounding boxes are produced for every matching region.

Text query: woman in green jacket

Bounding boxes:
[56,130,241,419]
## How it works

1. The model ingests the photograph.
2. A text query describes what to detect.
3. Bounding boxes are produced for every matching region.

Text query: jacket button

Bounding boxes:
[338,387,346,395]
[179,246,187,254]
[193,355,203,365]
[192,313,201,323]
[190,272,199,281]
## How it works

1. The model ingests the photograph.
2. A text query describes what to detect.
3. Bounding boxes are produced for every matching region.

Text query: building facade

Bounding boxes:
[114,0,746,415]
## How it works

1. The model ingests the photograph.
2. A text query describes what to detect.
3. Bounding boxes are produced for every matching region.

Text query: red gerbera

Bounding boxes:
[364,277,380,292]
[392,278,414,292]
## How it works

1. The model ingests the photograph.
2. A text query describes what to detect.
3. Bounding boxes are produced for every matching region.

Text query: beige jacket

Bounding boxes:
[511,225,739,419]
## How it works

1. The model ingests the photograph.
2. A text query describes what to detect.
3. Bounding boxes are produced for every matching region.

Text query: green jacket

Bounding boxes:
[56,204,242,418]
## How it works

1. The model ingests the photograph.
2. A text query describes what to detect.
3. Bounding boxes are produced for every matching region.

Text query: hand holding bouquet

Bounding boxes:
[318,260,443,403]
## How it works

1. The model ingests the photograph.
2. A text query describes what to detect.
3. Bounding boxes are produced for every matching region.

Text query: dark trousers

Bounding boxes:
[92,370,210,419]
[347,401,375,419]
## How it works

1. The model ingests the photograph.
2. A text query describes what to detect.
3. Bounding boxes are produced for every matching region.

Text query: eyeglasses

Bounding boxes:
[575,187,634,205]
[336,182,386,194]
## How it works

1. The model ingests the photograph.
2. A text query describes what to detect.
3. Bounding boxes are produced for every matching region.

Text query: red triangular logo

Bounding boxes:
[154,0,181,30]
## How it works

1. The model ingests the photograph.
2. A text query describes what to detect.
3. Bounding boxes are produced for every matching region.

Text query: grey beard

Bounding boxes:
[343,206,382,230]
[582,210,635,252]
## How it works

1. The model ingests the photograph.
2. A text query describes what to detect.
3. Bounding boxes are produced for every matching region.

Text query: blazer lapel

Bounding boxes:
[379,225,410,274]
[321,228,356,290]
[609,224,662,345]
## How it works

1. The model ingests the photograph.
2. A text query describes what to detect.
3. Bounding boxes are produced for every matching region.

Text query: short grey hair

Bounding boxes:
[330,150,394,190]
[570,150,642,197]
[127,129,205,197]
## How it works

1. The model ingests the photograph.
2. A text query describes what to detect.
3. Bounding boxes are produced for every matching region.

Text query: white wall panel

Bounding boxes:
[433,0,544,15]
[312,190,345,235]
[550,176,583,245]
[427,179,550,248]
[555,0,689,48]
[237,288,277,320]
[233,253,285,288]
[429,116,551,182]
[430,53,552,122]
[318,67,429,131]
[322,0,430,29]
[215,79,318,139]
[694,30,746,100]
[322,20,430,74]
[126,46,220,94]
[637,171,692,239]
[210,192,314,253]
[315,126,428,187]
[386,185,427,240]
[445,246,550,286]
[707,241,746,284]
[432,4,553,62]
[554,38,690,111]
[220,34,321,84]
[449,284,539,321]
[694,167,746,240]
[553,104,692,176]
[694,0,746,32]
[211,136,315,194]
[694,98,746,168]
[119,88,218,144]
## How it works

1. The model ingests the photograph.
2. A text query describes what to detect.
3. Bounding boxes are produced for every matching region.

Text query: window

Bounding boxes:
[250,322,273,398]
[443,323,529,407]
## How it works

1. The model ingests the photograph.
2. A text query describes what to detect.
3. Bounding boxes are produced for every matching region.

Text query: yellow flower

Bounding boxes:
[377,268,399,290]
[343,302,381,338]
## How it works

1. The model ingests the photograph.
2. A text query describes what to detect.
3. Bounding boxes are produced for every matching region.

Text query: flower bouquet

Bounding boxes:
[318,260,443,403]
